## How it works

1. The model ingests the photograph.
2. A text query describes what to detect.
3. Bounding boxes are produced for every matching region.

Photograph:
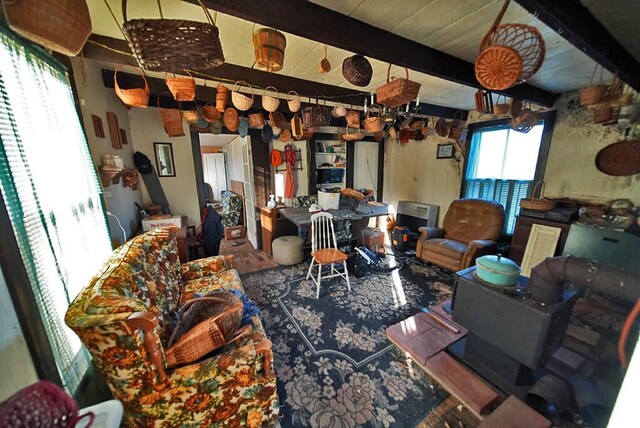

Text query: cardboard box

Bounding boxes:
[225,225,247,240]
[318,191,340,210]
[142,215,185,231]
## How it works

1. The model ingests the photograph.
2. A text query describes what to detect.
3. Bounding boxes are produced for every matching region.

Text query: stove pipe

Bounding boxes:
[529,256,640,304]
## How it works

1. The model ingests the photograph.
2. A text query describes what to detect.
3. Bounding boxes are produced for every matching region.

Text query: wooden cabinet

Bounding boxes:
[259,206,298,255]
[509,215,572,265]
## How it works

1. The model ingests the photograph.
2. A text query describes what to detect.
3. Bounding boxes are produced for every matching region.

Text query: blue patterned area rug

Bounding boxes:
[241,257,456,427]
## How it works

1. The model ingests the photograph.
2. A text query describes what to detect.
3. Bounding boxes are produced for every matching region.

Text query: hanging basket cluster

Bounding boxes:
[475,0,545,90]
[122,0,225,72]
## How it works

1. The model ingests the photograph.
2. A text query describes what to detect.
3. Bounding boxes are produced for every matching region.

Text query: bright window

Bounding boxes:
[464,124,545,234]
[0,27,112,391]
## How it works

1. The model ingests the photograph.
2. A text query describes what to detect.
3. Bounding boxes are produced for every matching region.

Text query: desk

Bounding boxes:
[279,208,365,227]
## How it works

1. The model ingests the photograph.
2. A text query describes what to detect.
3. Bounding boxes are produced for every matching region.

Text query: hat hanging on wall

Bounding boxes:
[261,122,274,143]
[134,151,153,174]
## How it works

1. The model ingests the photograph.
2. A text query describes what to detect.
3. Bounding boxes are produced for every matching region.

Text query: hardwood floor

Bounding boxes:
[219,238,278,275]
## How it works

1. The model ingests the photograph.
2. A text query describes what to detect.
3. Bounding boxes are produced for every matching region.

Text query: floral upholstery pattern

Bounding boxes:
[292,195,318,208]
[221,190,243,229]
[65,228,278,427]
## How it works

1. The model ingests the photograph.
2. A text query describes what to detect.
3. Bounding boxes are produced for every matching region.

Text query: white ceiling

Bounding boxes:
[87,0,634,111]
[199,134,238,147]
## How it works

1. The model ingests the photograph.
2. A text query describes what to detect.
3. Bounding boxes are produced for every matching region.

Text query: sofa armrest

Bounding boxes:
[125,312,168,387]
[416,227,445,258]
[461,239,498,269]
[181,255,234,281]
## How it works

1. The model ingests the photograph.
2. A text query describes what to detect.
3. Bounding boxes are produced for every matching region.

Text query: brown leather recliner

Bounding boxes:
[416,199,505,272]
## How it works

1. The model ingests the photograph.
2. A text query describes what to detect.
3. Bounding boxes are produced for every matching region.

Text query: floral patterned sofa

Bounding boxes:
[65,228,278,427]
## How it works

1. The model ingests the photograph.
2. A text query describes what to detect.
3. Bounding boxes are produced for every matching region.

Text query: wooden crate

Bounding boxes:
[225,225,247,240]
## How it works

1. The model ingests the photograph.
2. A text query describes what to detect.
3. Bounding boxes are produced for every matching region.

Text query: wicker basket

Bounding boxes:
[288,91,301,113]
[363,105,384,133]
[231,81,254,111]
[182,109,200,124]
[0,381,94,428]
[123,0,224,72]
[165,71,196,102]
[376,65,422,107]
[269,111,286,129]
[493,94,510,115]
[279,128,292,142]
[508,98,523,119]
[435,118,451,137]
[248,112,265,127]
[519,181,556,211]
[3,0,92,56]
[510,107,538,133]
[448,111,464,140]
[291,115,303,139]
[166,291,248,368]
[345,110,361,128]
[261,87,280,112]
[303,99,330,129]
[342,54,373,87]
[201,103,220,122]
[252,27,287,72]
[158,93,184,137]
[342,126,365,141]
[475,0,545,90]
[216,83,229,112]
[114,66,150,108]
[223,108,240,131]
[580,85,607,106]
[592,105,614,124]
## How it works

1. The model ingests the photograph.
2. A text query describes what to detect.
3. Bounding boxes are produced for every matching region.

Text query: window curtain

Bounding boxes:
[0,26,112,392]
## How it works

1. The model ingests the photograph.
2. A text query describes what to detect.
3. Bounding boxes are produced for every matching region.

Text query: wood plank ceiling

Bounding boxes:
[87,0,630,111]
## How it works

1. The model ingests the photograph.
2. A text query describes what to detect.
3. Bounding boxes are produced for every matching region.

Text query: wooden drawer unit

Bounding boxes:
[509,216,572,265]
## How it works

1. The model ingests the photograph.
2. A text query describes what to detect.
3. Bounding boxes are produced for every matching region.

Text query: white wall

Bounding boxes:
[70,58,142,241]
[0,268,38,401]
[128,108,201,226]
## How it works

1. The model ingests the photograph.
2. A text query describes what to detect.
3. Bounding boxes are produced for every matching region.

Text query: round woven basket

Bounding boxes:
[342,54,373,87]
[216,83,229,112]
[201,103,220,122]
[520,181,556,211]
[475,1,545,90]
[287,91,301,113]
[114,66,149,108]
[248,112,265,128]
[595,140,640,176]
[279,128,292,142]
[435,118,451,137]
[262,86,280,112]
[223,107,240,131]
[165,71,196,102]
[231,80,254,111]
[252,27,286,72]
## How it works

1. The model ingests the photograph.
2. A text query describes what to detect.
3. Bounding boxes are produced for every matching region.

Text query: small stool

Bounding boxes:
[272,235,305,265]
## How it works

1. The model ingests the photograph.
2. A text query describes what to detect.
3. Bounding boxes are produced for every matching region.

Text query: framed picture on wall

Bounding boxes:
[154,142,176,177]
[436,143,455,159]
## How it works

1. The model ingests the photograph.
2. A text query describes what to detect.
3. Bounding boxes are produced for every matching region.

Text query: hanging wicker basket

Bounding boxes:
[252,26,287,72]
[182,108,200,124]
[363,104,384,133]
[376,65,422,107]
[216,83,229,112]
[223,107,240,131]
[448,111,464,140]
[165,70,196,102]
[342,54,373,87]
[122,0,224,72]
[291,115,303,139]
[580,65,607,106]
[510,107,538,133]
[248,112,265,128]
[114,65,150,108]
[493,94,510,115]
[519,181,556,211]
[3,0,92,56]
[435,118,451,137]
[262,86,280,112]
[303,98,330,129]
[201,103,220,122]
[231,81,254,111]
[345,110,361,128]
[475,0,545,90]
[157,92,184,137]
[342,126,365,141]
[287,91,301,113]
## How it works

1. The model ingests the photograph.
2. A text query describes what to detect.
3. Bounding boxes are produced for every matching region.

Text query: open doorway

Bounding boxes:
[199,134,235,203]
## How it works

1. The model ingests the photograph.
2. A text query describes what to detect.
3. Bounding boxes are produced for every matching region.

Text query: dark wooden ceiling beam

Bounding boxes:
[85,34,464,118]
[189,0,557,107]
[514,0,640,91]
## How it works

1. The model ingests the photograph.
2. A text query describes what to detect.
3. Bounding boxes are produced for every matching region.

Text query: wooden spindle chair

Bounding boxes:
[306,212,351,298]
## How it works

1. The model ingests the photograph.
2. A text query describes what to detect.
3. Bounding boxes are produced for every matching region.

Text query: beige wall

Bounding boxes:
[383,133,462,227]
[0,268,38,401]
[128,108,201,226]
[70,58,142,240]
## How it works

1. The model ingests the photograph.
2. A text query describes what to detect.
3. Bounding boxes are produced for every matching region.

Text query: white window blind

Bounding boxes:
[0,28,112,392]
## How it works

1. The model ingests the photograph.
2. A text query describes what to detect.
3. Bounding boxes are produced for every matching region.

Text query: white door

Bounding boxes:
[202,153,226,201]
[241,137,258,248]
[354,142,379,195]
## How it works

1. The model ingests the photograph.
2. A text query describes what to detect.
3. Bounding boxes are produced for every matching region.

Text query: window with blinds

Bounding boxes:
[0,27,112,392]
[463,124,545,234]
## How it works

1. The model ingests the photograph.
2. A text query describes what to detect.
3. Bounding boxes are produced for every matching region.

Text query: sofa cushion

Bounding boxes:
[181,269,244,302]
[423,238,467,261]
